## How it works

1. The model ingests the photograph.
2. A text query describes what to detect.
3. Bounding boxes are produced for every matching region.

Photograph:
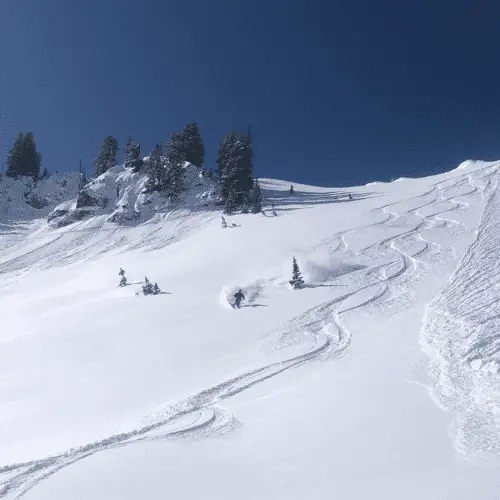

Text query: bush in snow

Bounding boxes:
[289,257,305,289]
[142,277,162,295]
[118,268,127,287]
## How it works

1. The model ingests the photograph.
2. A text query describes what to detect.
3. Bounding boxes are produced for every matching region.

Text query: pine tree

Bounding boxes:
[250,179,263,213]
[142,276,154,295]
[164,133,185,199]
[144,145,166,192]
[221,215,227,228]
[217,132,254,212]
[290,184,294,195]
[153,282,161,295]
[224,188,238,215]
[6,132,41,179]
[41,167,50,179]
[125,136,143,172]
[93,136,118,177]
[180,121,205,167]
[118,268,127,287]
[289,257,305,289]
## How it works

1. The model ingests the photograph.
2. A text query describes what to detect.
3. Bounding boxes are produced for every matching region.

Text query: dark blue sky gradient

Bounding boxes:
[1,0,499,186]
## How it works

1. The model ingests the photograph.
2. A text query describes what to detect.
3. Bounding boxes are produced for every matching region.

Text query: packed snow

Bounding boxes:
[1,161,500,499]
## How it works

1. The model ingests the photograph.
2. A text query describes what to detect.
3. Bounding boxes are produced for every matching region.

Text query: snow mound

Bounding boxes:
[48,163,218,228]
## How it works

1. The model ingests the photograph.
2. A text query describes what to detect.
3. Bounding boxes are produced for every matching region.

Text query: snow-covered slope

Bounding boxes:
[1,161,500,499]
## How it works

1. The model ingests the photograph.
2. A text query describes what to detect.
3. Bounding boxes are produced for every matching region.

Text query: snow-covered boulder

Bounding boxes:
[47,163,219,228]
[0,172,81,221]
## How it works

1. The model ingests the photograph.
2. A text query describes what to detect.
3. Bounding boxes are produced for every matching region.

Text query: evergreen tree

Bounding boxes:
[250,179,263,213]
[6,132,41,179]
[224,188,238,215]
[202,166,213,178]
[164,133,185,199]
[217,132,254,212]
[142,276,154,295]
[144,145,166,192]
[125,136,143,172]
[93,136,118,177]
[153,283,161,295]
[180,121,205,167]
[290,184,294,195]
[41,167,50,179]
[118,268,127,287]
[221,215,227,228]
[289,257,305,289]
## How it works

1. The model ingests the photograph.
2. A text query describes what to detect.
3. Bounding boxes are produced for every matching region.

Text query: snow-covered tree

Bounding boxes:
[153,282,161,295]
[142,276,154,295]
[221,215,227,228]
[118,268,127,287]
[125,136,143,172]
[93,136,118,177]
[289,257,305,289]
[144,145,166,193]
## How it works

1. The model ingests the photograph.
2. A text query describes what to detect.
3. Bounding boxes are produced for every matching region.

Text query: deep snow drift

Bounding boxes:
[1,160,500,499]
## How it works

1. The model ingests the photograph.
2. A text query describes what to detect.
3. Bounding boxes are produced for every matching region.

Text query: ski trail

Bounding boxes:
[418,170,500,459]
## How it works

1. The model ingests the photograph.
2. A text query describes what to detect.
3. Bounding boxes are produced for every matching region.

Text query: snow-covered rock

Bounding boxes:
[0,172,80,221]
[48,163,218,227]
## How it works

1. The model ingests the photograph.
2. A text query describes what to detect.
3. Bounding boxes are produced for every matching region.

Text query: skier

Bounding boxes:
[233,289,245,309]
[348,193,353,201]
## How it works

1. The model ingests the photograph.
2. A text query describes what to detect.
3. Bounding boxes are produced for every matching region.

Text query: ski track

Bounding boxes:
[0,164,498,498]
[419,167,500,459]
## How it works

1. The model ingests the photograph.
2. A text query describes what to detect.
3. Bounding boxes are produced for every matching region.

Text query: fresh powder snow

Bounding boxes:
[1,161,500,499]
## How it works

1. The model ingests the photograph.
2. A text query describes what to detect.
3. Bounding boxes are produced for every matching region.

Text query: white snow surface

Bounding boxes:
[1,161,500,499]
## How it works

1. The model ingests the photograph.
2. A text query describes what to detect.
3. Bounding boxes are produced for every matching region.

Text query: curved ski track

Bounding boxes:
[0,165,497,498]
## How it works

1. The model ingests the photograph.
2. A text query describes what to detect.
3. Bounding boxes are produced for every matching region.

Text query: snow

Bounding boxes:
[1,161,500,498]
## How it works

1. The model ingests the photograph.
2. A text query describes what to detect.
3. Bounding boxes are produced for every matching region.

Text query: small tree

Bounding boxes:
[290,184,294,195]
[118,268,127,287]
[221,215,227,228]
[153,282,161,295]
[125,136,143,172]
[289,257,305,289]
[41,167,50,179]
[251,179,262,213]
[142,276,154,295]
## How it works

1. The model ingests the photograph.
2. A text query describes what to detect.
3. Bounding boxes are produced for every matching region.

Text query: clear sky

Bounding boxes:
[0,0,499,186]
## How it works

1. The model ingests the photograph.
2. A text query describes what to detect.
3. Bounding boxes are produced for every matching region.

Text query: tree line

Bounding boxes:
[4,121,261,214]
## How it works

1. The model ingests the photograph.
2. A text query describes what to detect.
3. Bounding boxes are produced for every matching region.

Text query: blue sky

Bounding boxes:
[1,0,499,186]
